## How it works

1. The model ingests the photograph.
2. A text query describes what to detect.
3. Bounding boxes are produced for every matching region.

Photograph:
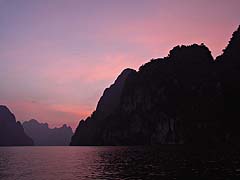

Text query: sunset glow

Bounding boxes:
[0,0,239,129]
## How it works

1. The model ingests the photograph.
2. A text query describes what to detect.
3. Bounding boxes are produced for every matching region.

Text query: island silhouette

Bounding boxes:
[0,105,33,146]
[0,105,73,146]
[23,119,73,146]
[71,25,240,147]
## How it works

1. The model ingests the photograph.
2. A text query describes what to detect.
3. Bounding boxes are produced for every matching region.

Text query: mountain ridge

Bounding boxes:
[23,119,73,146]
[71,25,240,146]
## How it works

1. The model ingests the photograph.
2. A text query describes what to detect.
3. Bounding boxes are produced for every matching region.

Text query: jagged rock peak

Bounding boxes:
[23,119,73,146]
[0,105,16,123]
[28,119,39,124]
[0,105,34,146]
[223,25,240,55]
[113,68,136,84]
[168,43,213,64]
[0,105,10,111]
[95,68,136,117]
[215,25,240,63]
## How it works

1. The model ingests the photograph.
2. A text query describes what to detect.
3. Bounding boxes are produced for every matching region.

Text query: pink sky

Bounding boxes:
[0,0,239,129]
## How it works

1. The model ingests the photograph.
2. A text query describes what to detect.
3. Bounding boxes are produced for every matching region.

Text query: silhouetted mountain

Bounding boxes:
[215,25,240,147]
[23,119,73,146]
[95,68,137,120]
[70,68,136,145]
[71,25,240,147]
[0,105,33,146]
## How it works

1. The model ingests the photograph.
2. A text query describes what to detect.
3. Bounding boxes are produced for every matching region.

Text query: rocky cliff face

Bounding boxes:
[95,68,136,120]
[70,68,136,145]
[215,25,240,146]
[71,25,240,146]
[98,44,220,145]
[0,105,33,146]
[23,119,73,146]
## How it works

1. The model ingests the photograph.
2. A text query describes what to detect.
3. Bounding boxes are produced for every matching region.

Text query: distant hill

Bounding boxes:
[0,105,33,146]
[71,25,240,147]
[23,119,73,146]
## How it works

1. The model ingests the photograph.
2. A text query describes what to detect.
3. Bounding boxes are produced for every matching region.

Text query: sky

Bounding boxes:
[0,0,239,129]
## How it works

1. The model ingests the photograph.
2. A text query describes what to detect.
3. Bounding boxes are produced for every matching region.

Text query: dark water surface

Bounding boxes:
[0,146,240,180]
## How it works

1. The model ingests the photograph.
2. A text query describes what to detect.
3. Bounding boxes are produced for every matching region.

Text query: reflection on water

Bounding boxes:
[0,146,240,180]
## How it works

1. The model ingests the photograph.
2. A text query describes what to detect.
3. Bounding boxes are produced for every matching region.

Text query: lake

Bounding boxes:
[0,146,240,180]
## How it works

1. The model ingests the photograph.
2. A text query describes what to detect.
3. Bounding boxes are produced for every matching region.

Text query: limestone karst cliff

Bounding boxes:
[70,68,136,145]
[0,105,33,146]
[71,26,240,146]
